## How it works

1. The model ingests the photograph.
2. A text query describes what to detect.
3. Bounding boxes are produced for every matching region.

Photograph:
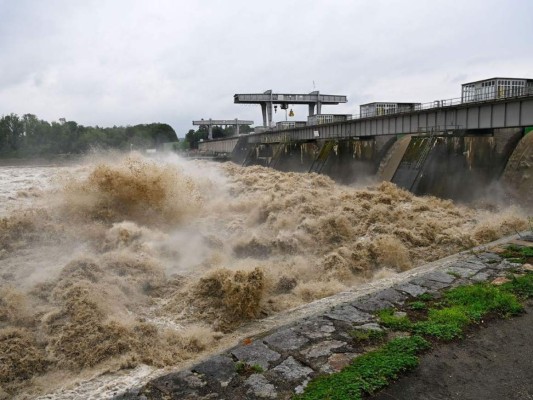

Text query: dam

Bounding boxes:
[3,94,532,399]
[198,77,533,203]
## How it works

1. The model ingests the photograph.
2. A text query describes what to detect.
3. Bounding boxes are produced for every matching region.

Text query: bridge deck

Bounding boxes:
[245,94,533,143]
[200,93,533,153]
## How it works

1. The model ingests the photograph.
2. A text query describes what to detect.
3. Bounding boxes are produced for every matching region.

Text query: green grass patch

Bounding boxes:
[501,272,533,299]
[295,336,430,400]
[414,306,470,340]
[424,283,522,339]
[520,247,533,257]
[298,276,533,399]
[444,283,523,319]
[378,282,523,341]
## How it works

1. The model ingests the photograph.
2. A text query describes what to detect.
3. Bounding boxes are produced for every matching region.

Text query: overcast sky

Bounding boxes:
[1,0,532,136]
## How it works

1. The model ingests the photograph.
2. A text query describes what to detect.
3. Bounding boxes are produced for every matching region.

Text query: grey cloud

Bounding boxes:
[0,0,532,135]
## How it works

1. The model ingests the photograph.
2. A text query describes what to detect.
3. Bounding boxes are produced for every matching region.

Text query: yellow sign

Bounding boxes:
[289,109,294,117]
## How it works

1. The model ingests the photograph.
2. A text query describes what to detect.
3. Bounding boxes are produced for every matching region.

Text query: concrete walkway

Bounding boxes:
[115,233,532,400]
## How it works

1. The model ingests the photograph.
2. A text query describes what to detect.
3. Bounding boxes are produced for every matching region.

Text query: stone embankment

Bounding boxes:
[116,233,533,400]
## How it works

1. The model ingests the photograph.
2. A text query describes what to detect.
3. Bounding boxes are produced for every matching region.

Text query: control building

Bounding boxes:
[359,102,421,118]
[461,77,533,103]
[307,114,352,125]
[276,121,307,130]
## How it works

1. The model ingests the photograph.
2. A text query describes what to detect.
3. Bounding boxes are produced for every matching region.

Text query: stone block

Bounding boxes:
[421,271,456,284]
[353,297,393,313]
[245,374,277,399]
[193,355,236,385]
[355,322,383,331]
[394,282,427,297]
[263,329,309,352]
[324,353,358,373]
[475,252,502,263]
[231,342,281,370]
[374,288,407,304]
[456,259,489,271]
[295,317,336,340]
[470,272,491,282]
[325,305,373,323]
[271,356,313,381]
[301,340,346,359]
[445,267,476,278]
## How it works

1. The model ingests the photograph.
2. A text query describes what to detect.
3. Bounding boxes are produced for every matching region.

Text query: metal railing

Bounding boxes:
[263,88,533,134]
[351,87,533,121]
[462,86,533,103]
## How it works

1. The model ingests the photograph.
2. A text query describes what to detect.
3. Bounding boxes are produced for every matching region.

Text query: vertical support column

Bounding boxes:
[316,101,322,115]
[236,124,240,135]
[308,104,315,116]
[261,103,267,127]
[208,125,213,140]
[266,102,273,127]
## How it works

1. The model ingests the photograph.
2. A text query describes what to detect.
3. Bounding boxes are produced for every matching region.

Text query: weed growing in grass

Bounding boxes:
[377,309,412,331]
[409,301,427,310]
[349,329,386,343]
[295,336,430,400]
[416,293,433,301]
[501,245,533,263]
[235,361,245,373]
[251,364,264,373]
[235,362,264,374]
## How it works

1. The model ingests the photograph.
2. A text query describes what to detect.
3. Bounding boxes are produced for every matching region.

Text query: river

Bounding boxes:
[0,152,527,399]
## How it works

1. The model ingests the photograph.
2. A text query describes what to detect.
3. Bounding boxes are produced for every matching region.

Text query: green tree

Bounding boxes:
[0,114,24,152]
[0,113,178,157]
[185,128,208,149]
[212,126,225,139]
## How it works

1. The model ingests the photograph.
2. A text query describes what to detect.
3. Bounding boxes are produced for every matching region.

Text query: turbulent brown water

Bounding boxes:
[0,153,527,399]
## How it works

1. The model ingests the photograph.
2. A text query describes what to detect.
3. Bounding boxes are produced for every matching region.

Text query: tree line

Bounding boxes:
[0,113,177,157]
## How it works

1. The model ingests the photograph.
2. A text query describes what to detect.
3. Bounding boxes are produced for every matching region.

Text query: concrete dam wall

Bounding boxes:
[391,128,522,202]
[201,127,532,202]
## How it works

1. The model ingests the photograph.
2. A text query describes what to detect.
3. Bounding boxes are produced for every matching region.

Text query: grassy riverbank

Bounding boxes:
[296,245,533,400]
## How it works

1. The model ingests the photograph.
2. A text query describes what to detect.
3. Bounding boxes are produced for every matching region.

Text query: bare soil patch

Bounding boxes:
[371,303,533,400]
